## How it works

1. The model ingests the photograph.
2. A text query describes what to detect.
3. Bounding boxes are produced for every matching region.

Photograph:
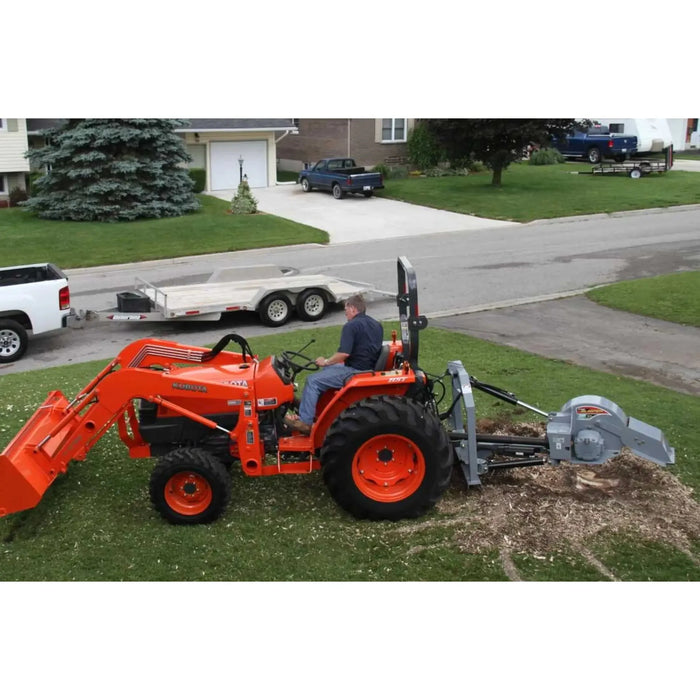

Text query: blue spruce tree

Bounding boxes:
[24,119,200,221]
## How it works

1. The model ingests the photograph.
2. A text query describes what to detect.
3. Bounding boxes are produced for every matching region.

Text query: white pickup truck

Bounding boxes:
[0,263,72,363]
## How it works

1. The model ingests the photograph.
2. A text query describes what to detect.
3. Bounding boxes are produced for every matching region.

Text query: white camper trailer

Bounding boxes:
[595,119,673,154]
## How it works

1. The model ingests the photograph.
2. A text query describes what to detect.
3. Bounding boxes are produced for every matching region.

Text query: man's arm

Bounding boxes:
[315,351,349,367]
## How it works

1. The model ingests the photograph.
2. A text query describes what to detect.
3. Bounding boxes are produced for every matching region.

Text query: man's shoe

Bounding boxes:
[284,415,312,435]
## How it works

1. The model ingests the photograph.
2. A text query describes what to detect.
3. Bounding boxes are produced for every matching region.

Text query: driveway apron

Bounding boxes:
[211,184,519,244]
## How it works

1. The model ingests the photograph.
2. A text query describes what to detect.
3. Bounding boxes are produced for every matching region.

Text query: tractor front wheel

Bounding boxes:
[321,395,453,520]
[149,447,231,525]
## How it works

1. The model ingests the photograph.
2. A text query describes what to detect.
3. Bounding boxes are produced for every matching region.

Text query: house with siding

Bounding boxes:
[276,119,415,171]
[0,118,299,204]
[0,119,30,205]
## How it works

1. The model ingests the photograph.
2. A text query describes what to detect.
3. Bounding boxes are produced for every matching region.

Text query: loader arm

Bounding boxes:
[0,338,251,517]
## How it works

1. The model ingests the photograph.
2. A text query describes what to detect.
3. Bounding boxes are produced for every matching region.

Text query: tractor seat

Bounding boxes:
[374,342,391,371]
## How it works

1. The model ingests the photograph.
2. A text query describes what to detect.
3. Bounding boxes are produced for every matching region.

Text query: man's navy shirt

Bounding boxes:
[338,312,383,370]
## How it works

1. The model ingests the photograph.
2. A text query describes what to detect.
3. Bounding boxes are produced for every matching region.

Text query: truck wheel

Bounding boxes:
[259,293,292,327]
[300,178,312,192]
[332,183,345,200]
[321,395,453,520]
[296,288,328,322]
[586,147,602,164]
[149,447,232,525]
[0,319,28,363]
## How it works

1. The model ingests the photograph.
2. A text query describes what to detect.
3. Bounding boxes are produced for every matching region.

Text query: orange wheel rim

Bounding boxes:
[164,471,213,516]
[352,434,425,503]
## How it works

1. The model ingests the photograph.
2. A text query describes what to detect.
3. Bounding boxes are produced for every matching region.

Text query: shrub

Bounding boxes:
[388,165,409,180]
[407,121,443,169]
[230,178,258,214]
[9,187,28,207]
[529,148,565,165]
[424,166,451,177]
[189,168,206,192]
[372,163,390,179]
[28,171,44,194]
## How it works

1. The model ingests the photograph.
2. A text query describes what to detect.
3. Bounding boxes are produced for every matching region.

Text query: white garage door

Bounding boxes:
[210,140,268,190]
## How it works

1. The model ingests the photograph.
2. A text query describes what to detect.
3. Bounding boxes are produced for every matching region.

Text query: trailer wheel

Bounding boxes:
[259,293,292,327]
[629,167,642,179]
[0,319,28,363]
[300,177,312,192]
[296,288,328,322]
[586,147,602,164]
[332,183,345,199]
[149,447,231,525]
[321,395,453,520]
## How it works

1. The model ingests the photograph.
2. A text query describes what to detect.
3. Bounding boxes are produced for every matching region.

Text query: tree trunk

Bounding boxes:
[491,166,503,186]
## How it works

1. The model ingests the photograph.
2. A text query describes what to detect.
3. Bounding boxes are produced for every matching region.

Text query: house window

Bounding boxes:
[382,119,407,143]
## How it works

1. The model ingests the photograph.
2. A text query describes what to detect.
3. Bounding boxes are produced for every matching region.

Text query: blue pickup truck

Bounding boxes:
[298,158,384,199]
[553,125,638,164]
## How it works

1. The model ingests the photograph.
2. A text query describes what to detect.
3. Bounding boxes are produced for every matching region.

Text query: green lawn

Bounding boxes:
[587,271,700,326]
[377,162,700,222]
[1,326,697,581]
[0,194,328,269]
[675,150,700,160]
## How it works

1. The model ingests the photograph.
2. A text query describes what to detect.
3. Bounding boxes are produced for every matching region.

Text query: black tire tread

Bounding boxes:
[321,395,452,520]
[296,288,328,322]
[0,319,29,363]
[149,447,231,525]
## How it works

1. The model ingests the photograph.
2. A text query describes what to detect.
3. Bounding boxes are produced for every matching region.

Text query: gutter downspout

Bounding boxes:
[347,119,351,157]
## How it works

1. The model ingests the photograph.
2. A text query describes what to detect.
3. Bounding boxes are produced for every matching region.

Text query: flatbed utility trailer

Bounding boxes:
[590,145,674,179]
[104,264,390,327]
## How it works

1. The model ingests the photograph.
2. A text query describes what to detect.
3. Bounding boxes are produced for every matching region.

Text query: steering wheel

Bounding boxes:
[280,350,320,376]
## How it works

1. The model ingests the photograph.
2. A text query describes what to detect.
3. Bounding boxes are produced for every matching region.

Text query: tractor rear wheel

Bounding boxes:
[149,447,231,525]
[321,395,453,520]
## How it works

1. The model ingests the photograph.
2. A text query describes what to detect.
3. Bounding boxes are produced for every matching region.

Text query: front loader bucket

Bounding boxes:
[0,390,79,517]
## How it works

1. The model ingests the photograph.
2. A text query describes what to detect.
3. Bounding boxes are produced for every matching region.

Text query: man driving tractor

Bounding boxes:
[285,294,383,434]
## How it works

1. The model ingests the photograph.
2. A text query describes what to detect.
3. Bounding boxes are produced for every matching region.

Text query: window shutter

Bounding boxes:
[7,119,19,132]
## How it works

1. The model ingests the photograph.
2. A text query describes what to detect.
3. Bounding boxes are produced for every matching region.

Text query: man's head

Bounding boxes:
[344,294,366,320]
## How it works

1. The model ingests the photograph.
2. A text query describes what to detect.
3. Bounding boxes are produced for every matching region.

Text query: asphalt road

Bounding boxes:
[2,204,700,382]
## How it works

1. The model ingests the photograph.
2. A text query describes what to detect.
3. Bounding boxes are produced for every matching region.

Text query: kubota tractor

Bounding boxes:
[0,257,675,525]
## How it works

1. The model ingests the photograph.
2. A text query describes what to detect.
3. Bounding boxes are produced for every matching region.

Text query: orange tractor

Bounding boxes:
[0,257,674,525]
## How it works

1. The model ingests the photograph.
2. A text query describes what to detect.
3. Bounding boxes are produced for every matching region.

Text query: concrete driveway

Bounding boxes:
[211,183,519,244]
[673,158,700,172]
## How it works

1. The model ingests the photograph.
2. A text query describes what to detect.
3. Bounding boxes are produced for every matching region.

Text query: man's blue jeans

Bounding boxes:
[298,364,362,424]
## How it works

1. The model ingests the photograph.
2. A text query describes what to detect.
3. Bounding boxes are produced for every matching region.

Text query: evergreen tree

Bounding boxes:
[24,119,200,221]
[230,178,258,214]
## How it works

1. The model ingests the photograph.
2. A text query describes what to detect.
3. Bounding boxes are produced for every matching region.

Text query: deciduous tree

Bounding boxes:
[424,119,585,185]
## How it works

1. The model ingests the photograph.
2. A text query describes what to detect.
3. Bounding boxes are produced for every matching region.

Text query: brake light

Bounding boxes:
[346,177,352,185]
[59,285,70,310]
[608,140,614,148]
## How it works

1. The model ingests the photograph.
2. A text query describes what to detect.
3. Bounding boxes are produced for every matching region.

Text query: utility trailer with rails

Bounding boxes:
[103,264,390,328]
[590,145,674,179]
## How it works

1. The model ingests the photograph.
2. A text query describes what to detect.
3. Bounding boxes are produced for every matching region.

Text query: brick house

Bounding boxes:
[276,119,416,171]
